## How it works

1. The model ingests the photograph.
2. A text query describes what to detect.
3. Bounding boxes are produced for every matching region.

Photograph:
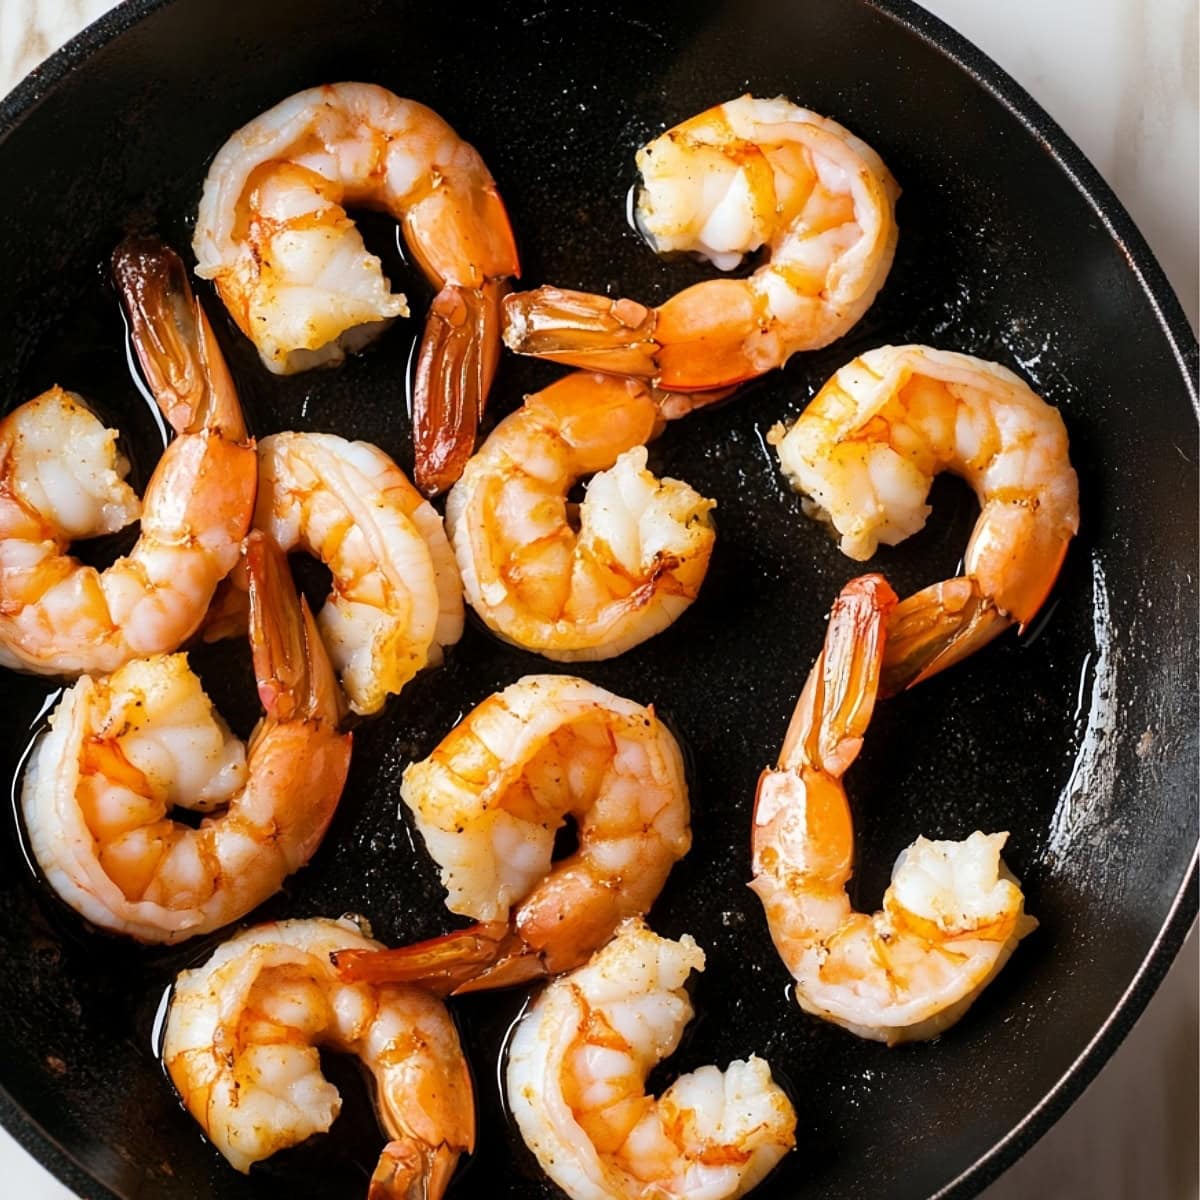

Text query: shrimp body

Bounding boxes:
[194,82,520,494]
[506,918,796,1200]
[445,372,716,661]
[0,240,255,675]
[770,346,1080,691]
[750,574,1037,1044]
[503,95,899,390]
[163,916,474,1199]
[335,675,690,994]
[256,432,463,714]
[21,533,350,942]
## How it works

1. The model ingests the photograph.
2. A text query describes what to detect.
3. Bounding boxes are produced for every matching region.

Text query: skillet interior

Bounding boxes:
[0,1,1196,1197]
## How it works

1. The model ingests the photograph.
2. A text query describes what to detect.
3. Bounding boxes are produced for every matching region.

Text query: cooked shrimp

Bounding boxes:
[194,82,520,494]
[770,345,1080,691]
[334,675,690,994]
[750,574,1037,1044]
[163,916,474,1199]
[444,371,715,660]
[0,237,255,676]
[21,532,351,942]
[506,917,796,1200]
[503,94,898,391]
[255,432,463,715]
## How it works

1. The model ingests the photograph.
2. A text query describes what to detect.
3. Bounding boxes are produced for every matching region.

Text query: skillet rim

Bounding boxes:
[0,1,1195,1197]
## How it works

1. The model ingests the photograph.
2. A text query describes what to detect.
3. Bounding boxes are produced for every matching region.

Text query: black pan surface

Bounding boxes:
[0,2,1195,1198]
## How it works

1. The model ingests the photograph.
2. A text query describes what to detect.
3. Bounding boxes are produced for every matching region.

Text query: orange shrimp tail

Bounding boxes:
[502,286,661,378]
[778,573,898,773]
[880,577,1013,696]
[368,1138,460,1200]
[333,922,546,997]
[245,531,344,724]
[412,280,505,496]
[502,283,765,393]
[753,574,897,886]
[112,235,247,441]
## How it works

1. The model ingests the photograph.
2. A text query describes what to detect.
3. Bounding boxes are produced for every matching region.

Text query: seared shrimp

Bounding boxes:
[256,432,463,715]
[445,372,716,660]
[163,916,474,1199]
[751,574,1037,1044]
[506,918,796,1200]
[504,95,898,391]
[770,345,1080,691]
[0,238,255,675]
[335,675,690,994]
[21,532,350,942]
[194,82,520,494]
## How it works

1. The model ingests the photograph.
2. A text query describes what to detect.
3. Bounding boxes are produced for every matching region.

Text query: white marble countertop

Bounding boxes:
[0,1,1196,1197]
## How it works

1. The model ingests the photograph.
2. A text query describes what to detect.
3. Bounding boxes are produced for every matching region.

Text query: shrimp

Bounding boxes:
[503,94,899,391]
[0,237,255,676]
[193,82,520,495]
[255,432,463,715]
[769,345,1080,692]
[162,916,474,1199]
[334,675,691,995]
[505,917,796,1200]
[750,574,1037,1044]
[20,532,351,943]
[444,371,716,661]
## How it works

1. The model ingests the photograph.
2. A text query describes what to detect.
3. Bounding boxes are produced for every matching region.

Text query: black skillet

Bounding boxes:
[0,1,1196,1197]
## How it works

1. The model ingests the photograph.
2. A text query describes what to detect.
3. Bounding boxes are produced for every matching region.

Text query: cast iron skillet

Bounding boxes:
[0,1,1195,1197]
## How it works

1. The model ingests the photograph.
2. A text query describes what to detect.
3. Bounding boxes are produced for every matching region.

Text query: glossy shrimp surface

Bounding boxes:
[445,372,716,661]
[504,94,898,390]
[335,674,690,994]
[194,82,520,493]
[506,918,796,1200]
[770,345,1080,691]
[751,574,1037,1044]
[0,238,255,676]
[163,916,474,1199]
[21,533,350,942]
[256,431,463,715]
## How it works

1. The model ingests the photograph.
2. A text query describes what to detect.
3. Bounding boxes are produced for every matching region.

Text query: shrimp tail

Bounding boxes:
[245,530,343,725]
[881,577,1012,696]
[778,573,898,773]
[753,574,896,889]
[368,1137,459,1200]
[503,284,767,393]
[412,279,506,496]
[333,921,546,996]
[502,286,661,378]
[112,235,248,441]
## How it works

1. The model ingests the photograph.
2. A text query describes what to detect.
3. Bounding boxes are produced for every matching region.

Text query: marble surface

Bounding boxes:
[0,1,1196,1197]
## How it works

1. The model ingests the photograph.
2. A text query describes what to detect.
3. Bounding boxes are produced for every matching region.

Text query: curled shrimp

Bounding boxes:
[194,82,520,495]
[21,532,351,942]
[334,675,691,994]
[255,431,463,715]
[0,237,255,675]
[444,371,716,661]
[163,916,474,1199]
[503,94,898,392]
[770,345,1080,691]
[506,917,796,1200]
[750,574,1037,1044]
